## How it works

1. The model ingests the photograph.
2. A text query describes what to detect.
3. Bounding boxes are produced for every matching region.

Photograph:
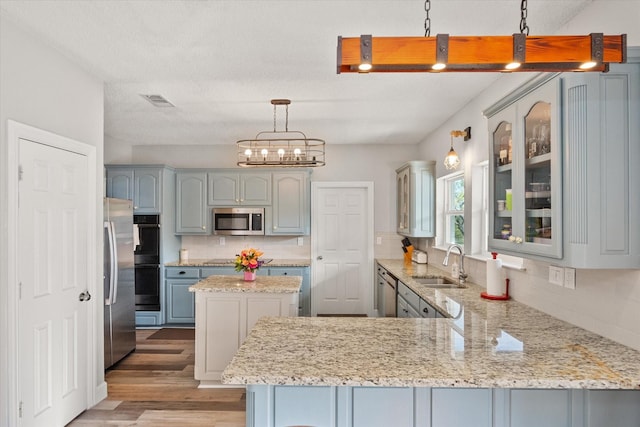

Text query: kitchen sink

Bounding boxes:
[411,276,467,289]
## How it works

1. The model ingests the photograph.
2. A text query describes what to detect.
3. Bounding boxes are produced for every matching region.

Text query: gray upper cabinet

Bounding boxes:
[487,76,563,259]
[106,166,162,214]
[396,161,436,238]
[484,56,640,268]
[208,172,271,206]
[269,172,310,235]
[176,171,209,234]
[558,61,640,269]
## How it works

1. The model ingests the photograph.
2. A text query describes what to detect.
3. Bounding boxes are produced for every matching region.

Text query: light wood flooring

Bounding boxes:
[67,329,246,426]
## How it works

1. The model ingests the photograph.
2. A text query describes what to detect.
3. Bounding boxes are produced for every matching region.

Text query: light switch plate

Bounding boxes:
[564,267,576,289]
[219,237,225,246]
[376,236,382,245]
[548,266,564,286]
[297,237,304,246]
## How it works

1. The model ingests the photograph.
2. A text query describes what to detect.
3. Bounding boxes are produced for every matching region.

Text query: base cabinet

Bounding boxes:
[165,266,236,324]
[194,291,298,384]
[246,385,640,427]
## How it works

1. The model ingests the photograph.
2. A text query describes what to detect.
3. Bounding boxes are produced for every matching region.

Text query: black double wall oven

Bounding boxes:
[134,215,161,311]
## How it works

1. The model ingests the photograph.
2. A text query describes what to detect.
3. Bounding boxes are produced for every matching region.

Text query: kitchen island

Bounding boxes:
[222,261,640,427]
[189,274,301,387]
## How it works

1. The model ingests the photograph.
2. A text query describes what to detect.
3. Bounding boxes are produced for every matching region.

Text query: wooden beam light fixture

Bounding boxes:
[337,33,626,74]
[337,0,624,74]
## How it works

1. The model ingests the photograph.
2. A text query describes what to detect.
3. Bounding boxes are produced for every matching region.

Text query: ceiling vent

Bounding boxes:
[140,94,175,108]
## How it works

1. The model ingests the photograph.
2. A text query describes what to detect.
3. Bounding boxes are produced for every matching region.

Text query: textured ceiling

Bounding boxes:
[0,0,593,147]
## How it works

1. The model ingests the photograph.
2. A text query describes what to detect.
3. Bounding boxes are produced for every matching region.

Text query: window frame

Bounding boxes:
[436,170,465,248]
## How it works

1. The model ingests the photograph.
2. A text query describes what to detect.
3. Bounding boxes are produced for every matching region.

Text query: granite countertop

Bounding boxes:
[189,275,302,294]
[166,258,311,268]
[221,259,640,389]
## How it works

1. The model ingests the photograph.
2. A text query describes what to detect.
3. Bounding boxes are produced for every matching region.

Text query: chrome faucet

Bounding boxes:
[443,244,468,284]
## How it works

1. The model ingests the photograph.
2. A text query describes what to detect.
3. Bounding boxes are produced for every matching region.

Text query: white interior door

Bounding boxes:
[18,138,89,426]
[311,182,374,316]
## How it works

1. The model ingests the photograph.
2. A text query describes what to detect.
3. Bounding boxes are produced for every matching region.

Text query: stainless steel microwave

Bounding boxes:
[212,207,264,236]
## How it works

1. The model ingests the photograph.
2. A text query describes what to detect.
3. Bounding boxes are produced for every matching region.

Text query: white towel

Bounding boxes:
[133,224,140,249]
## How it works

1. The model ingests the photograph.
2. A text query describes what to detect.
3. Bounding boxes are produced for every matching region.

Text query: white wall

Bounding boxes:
[0,15,105,423]
[117,142,420,259]
[418,1,640,351]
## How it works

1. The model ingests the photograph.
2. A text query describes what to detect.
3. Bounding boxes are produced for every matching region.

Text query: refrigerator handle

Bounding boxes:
[104,221,116,306]
[110,221,120,305]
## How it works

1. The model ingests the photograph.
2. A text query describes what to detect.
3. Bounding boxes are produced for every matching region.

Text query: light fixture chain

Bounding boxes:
[519,0,529,35]
[424,0,431,37]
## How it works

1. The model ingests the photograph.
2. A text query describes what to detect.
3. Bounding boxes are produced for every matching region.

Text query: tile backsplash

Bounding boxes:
[180,235,311,260]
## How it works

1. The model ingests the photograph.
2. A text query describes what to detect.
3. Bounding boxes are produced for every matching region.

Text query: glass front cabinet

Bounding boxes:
[487,77,562,259]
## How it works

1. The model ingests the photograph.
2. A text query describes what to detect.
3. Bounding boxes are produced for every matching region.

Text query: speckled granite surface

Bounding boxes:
[166,258,311,267]
[221,259,640,389]
[189,275,301,293]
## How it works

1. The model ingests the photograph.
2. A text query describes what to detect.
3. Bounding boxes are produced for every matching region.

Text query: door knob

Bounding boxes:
[317,256,323,260]
[79,291,92,302]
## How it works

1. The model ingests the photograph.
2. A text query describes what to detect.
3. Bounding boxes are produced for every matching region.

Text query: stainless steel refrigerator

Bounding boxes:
[104,198,136,369]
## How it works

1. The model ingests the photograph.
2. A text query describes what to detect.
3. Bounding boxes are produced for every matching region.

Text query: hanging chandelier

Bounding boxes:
[236,99,326,167]
[337,0,626,74]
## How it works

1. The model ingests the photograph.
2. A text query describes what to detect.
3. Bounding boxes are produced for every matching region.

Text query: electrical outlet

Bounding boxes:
[297,237,304,246]
[564,267,576,289]
[219,237,225,246]
[548,266,564,286]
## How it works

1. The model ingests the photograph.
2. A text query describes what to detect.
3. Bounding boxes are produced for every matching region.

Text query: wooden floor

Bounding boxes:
[68,329,246,426]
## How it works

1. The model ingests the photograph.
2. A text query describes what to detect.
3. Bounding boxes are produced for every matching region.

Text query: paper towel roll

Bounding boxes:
[486,253,504,296]
[179,249,189,264]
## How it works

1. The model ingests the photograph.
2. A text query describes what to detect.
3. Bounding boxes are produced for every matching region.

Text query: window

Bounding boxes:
[442,172,464,245]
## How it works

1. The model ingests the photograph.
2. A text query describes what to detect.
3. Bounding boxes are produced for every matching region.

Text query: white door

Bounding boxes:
[311,182,374,316]
[18,138,89,426]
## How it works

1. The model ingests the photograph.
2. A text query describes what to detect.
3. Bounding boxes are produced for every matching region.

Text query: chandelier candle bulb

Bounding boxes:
[486,252,504,297]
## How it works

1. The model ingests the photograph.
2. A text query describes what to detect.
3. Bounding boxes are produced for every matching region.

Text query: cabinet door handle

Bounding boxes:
[423,307,429,314]
[179,271,186,275]
[201,226,206,230]
[317,256,323,260]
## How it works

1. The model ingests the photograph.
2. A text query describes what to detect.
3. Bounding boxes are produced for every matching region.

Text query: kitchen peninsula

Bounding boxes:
[222,260,640,427]
[189,274,301,387]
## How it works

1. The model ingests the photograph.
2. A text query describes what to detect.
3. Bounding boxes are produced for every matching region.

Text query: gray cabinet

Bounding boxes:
[485,57,640,268]
[208,172,271,206]
[165,267,198,324]
[248,385,640,427]
[175,171,208,234]
[268,266,310,316]
[165,266,237,324]
[174,168,311,236]
[396,161,436,237]
[106,165,163,214]
[269,172,310,235]
[166,278,197,324]
[397,281,441,318]
[487,76,563,259]
[558,61,640,268]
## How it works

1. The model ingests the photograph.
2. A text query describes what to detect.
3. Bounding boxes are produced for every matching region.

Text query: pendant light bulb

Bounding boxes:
[444,146,460,170]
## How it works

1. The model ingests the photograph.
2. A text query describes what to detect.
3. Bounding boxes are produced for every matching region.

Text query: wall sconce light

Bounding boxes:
[444,127,471,170]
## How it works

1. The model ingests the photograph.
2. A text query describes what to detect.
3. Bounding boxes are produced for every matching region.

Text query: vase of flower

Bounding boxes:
[235,248,264,282]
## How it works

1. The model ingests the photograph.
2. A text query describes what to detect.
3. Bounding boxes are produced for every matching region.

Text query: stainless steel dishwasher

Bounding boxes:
[376,265,397,317]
